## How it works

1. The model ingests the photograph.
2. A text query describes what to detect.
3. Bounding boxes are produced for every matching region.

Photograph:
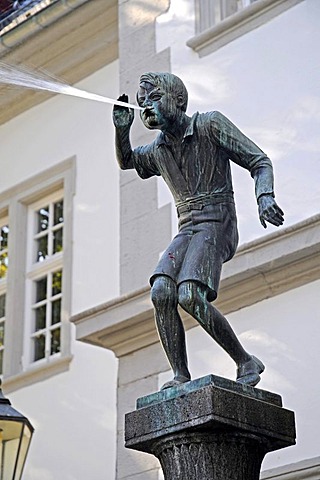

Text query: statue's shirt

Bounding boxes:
[132,111,274,206]
[132,111,275,297]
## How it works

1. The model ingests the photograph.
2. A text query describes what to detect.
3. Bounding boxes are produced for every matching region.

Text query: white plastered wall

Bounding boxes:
[156,0,320,244]
[159,280,320,471]
[109,0,320,476]
[0,60,120,313]
[0,61,120,479]
[152,0,320,473]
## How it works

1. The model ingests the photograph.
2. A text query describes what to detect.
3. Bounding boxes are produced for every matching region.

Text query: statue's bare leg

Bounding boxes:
[151,276,191,389]
[178,280,264,386]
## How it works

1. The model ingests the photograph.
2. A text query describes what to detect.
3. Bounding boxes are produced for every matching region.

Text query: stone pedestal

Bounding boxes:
[125,375,296,480]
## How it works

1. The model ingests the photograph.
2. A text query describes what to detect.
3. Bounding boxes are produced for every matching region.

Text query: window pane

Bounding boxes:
[36,277,47,303]
[34,305,46,331]
[54,200,64,225]
[34,334,45,361]
[0,253,8,279]
[0,294,5,318]
[53,228,63,254]
[36,235,48,262]
[0,225,9,249]
[51,299,61,325]
[50,328,61,355]
[37,206,49,233]
[52,271,62,296]
[0,322,5,347]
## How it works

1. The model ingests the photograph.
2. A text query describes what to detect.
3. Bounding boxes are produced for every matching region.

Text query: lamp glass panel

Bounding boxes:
[0,420,23,479]
[0,420,32,480]
[13,424,32,480]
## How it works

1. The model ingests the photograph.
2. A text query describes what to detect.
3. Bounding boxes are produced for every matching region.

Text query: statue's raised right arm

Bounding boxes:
[113,94,134,170]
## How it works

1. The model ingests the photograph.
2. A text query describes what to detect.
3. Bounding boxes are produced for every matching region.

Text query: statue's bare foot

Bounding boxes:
[236,355,265,387]
[160,375,191,390]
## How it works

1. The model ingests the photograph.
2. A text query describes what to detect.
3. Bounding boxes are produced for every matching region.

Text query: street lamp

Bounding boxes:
[0,381,34,479]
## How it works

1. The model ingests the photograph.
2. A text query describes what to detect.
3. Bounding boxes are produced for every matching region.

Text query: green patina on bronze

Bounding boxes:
[113,72,284,391]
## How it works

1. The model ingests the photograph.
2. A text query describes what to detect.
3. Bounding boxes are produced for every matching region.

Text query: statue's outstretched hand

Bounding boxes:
[258,194,284,228]
[113,94,134,129]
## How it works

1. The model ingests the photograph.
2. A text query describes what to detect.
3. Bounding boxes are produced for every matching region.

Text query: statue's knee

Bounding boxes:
[178,282,195,314]
[151,276,176,309]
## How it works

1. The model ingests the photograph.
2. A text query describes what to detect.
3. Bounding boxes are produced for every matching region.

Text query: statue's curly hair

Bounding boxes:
[138,72,188,112]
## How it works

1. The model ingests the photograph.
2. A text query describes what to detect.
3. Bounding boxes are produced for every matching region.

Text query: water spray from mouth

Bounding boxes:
[0,62,143,110]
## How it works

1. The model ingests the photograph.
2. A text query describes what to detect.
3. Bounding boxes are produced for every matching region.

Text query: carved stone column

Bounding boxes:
[125,375,296,480]
[153,431,267,479]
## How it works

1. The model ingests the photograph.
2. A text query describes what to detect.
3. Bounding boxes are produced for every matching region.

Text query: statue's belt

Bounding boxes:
[176,193,234,215]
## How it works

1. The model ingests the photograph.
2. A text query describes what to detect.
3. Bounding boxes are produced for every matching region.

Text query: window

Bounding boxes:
[0,158,75,392]
[188,0,303,56]
[26,192,65,365]
[34,198,64,263]
[0,216,8,376]
[32,270,62,361]
[0,219,9,280]
[195,0,258,34]
[0,293,5,376]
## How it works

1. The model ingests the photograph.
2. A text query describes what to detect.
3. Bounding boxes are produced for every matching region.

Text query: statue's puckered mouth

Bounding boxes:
[143,107,155,118]
[142,107,158,127]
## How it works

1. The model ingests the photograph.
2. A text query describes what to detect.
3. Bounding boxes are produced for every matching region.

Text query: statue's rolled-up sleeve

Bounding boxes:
[132,145,160,179]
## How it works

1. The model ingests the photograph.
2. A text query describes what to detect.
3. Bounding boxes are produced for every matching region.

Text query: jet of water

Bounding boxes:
[0,62,143,110]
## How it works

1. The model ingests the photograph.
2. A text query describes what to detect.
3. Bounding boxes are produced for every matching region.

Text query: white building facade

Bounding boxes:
[0,2,119,478]
[74,0,320,478]
[0,0,319,479]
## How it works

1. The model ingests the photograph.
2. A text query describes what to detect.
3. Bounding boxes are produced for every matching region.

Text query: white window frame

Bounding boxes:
[188,0,304,57]
[0,158,75,393]
[24,190,64,368]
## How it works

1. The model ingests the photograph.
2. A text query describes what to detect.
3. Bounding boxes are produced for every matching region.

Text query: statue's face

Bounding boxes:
[137,81,178,131]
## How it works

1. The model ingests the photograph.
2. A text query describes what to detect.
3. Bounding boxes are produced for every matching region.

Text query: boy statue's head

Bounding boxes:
[137,72,188,130]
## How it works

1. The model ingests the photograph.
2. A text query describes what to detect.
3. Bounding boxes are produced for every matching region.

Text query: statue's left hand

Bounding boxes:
[258,194,284,228]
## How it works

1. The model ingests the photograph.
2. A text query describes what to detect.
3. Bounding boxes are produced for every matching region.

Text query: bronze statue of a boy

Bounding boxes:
[113,72,284,390]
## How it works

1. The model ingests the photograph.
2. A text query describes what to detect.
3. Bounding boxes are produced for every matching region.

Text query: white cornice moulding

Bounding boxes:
[2,355,73,394]
[187,0,304,57]
[72,214,320,357]
[261,456,320,479]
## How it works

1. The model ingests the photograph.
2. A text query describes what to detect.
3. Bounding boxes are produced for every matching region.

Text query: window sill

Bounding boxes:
[2,354,73,394]
[187,0,303,57]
